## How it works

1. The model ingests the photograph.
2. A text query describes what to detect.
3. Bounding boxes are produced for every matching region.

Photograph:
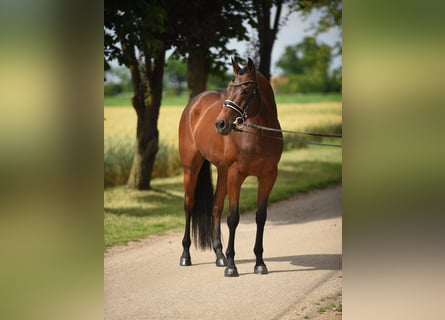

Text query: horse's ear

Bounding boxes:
[247,58,256,78]
[232,57,241,75]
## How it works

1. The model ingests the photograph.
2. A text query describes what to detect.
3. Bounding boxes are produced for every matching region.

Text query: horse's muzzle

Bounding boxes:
[215,119,232,135]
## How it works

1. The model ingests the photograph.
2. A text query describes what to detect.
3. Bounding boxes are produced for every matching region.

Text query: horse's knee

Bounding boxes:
[184,194,194,211]
[227,210,239,229]
[255,200,267,224]
[255,210,267,225]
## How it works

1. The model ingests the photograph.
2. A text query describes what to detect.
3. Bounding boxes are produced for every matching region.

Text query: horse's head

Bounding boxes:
[215,58,259,135]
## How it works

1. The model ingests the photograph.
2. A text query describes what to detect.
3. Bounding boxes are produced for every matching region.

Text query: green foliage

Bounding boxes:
[164,56,187,95]
[207,72,232,90]
[275,36,340,93]
[162,55,232,94]
[104,83,124,96]
[167,0,250,75]
[297,0,342,34]
[104,66,133,96]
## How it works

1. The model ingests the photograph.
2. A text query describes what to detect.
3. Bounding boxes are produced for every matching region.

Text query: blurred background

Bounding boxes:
[0,0,444,319]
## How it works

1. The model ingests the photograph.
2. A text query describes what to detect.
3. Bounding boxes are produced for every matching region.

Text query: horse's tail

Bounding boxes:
[191,160,214,250]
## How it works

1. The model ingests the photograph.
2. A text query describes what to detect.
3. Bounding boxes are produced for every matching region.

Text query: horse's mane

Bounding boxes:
[255,71,278,119]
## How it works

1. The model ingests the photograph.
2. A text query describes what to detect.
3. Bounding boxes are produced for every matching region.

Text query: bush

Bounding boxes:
[104,83,124,96]
[283,122,342,151]
[273,74,341,94]
[104,136,182,188]
[104,136,134,187]
[152,143,182,179]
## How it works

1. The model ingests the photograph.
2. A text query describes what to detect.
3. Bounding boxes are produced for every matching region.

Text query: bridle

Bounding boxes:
[223,79,258,127]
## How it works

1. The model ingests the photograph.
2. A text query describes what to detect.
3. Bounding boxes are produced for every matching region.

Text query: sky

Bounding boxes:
[226,7,342,76]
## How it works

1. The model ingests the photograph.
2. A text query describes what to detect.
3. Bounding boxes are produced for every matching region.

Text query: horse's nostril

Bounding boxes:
[216,119,226,129]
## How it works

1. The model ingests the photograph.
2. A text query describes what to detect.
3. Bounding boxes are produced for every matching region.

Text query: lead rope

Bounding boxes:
[233,119,343,148]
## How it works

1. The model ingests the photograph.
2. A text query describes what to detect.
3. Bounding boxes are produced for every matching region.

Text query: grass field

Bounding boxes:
[104,92,342,107]
[104,102,341,187]
[104,99,342,249]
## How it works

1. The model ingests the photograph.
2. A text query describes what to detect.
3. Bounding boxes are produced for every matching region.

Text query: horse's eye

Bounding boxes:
[242,88,249,94]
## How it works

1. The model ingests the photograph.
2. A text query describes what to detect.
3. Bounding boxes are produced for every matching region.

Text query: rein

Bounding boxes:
[234,121,343,148]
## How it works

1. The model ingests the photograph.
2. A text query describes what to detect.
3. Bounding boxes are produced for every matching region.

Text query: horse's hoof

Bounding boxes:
[224,266,239,277]
[254,264,268,275]
[179,256,191,266]
[216,256,228,267]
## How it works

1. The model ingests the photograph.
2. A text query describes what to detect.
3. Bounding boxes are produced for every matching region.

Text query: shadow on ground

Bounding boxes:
[192,253,342,276]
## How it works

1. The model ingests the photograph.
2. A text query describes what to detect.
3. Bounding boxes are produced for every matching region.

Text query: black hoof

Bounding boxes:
[216,256,228,267]
[179,256,191,266]
[254,264,268,275]
[224,266,239,277]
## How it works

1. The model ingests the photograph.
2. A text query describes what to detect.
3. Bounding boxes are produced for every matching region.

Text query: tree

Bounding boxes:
[276,36,335,92]
[247,0,342,82]
[167,0,250,99]
[105,0,168,190]
[164,56,187,95]
[250,0,288,81]
[104,66,132,95]
[295,0,342,55]
[297,0,342,36]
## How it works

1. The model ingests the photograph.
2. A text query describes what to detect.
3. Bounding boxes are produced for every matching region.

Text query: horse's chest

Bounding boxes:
[231,144,269,173]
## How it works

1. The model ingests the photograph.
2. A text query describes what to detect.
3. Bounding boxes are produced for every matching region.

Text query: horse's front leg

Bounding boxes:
[253,167,278,275]
[212,167,228,267]
[224,169,245,277]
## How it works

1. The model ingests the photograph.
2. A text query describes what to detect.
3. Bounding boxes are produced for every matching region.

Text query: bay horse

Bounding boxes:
[178,58,283,277]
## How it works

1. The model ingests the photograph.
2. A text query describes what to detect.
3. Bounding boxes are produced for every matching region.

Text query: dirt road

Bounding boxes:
[105,184,342,320]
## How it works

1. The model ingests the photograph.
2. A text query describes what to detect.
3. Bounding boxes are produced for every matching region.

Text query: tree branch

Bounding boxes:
[117,31,145,115]
[271,0,283,39]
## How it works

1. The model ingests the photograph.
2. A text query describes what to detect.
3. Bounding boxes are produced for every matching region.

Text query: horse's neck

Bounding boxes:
[257,90,278,126]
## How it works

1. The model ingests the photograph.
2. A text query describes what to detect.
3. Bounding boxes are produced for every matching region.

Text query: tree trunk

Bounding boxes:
[255,0,283,82]
[258,41,273,80]
[187,49,211,99]
[127,48,165,190]
[127,106,159,190]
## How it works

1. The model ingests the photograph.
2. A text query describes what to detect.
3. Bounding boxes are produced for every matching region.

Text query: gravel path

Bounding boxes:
[105,184,342,320]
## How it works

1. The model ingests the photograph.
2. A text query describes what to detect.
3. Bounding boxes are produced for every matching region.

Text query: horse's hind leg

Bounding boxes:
[212,167,228,267]
[179,157,203,266]
[224,169,246,277]
[253,167,278,275]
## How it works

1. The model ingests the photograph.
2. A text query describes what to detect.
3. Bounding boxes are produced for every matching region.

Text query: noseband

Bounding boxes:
[223,80,258,126]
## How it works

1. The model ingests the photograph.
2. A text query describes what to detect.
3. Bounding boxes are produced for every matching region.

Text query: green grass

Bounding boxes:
[104,146,341,250]
[274,92,342,104]
[104,92,190,107]
[104,92,341,107]
[104,92,133,106]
